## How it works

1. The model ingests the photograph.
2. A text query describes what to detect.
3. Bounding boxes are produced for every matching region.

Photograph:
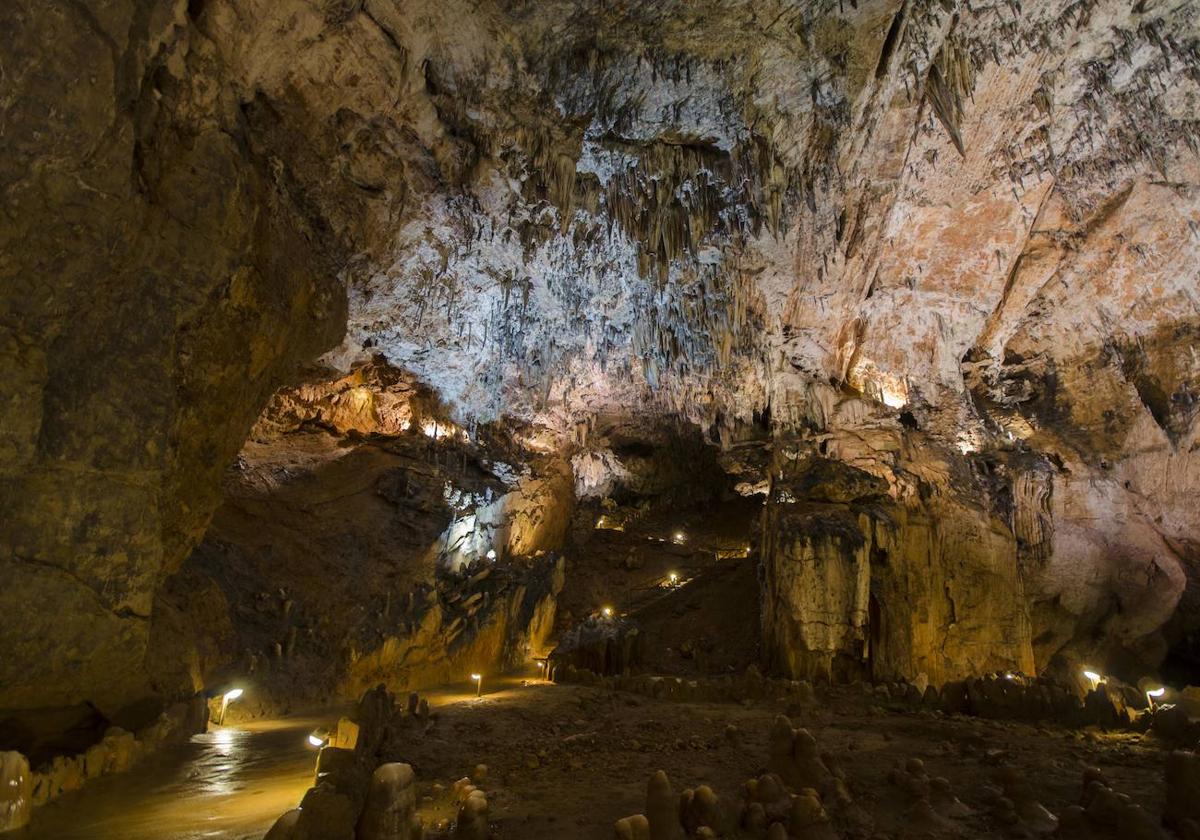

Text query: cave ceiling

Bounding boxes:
[194,0,1200,467]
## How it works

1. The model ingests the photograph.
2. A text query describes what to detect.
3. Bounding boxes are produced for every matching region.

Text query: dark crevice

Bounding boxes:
[874,3,906,79]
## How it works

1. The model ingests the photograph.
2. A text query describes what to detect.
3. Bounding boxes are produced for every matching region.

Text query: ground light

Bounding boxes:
[668,572,679,585]
[472,673,482,697]
[217,688,244,725]
[307,729,328,748]
[486,549,497,561]
[602,606,613,618]
[1083,669,1103,691]
[672,531,686,544]
[1147,686,1166,708]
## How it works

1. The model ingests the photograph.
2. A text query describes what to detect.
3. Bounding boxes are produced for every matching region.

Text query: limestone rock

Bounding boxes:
[0,752,32,834]
[614,814,651,840]
[1166,751,1200,835]
[358,763,418,840]
[647,770,681,840]
[294,782,359,840]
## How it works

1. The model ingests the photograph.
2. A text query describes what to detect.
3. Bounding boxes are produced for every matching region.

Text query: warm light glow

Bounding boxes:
[672,531,686,544]
[595,515,625,531]
[1005,673,1015,680]
[224,688,244,702]
[486,549,497,561]
[471,673,482,681]
[849,358,909,409]
[602,606,613,618]
[668,572,679,584]
[422,419,468,441]
[307,734,325,748]
[1083,669,1103,690]
[1148,687,1166,698]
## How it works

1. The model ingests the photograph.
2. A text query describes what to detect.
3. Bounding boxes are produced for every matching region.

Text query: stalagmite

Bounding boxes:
[646,771,681,840]
[358,763,419,840]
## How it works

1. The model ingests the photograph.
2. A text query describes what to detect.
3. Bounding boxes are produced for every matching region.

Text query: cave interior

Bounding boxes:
[2,0,1200,837]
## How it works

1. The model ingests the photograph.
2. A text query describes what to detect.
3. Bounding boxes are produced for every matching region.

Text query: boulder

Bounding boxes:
[294,782,359,840]
[266,809,301,840]
[1166,751,1200,834]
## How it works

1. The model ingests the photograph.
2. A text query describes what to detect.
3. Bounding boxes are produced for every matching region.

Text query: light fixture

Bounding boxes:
[672,531,685,544]
[1147,686,1166,708]
[471,673,482,697]
[1005,673,1015,681]
[218,687,244,725]
[1083,669,1103,691]
[602,606,613,618]
[668,572,679,585]
[307,729,328,749]
[486,549,497,561]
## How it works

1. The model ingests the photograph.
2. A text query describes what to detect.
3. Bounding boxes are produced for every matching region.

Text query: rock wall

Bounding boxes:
[0,0,346,716]
[760,411,1191,685]
[2,0,1197,724]
[762,490,1036,685]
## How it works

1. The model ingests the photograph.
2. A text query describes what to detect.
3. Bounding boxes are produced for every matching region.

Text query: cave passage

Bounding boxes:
[3,0,1200,837]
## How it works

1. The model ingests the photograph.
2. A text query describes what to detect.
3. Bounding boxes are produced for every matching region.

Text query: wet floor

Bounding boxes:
[14,676,536,840]
[18,715,330,840]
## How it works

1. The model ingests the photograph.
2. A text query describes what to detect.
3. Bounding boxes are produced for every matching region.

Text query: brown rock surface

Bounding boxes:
[2,0,1198,730]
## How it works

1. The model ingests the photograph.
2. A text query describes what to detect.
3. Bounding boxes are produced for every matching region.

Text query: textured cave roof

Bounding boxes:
[187,0,1198,467]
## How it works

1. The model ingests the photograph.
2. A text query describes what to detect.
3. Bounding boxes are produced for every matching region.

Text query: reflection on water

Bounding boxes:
[18,678,535,840]
[20,716,326,840]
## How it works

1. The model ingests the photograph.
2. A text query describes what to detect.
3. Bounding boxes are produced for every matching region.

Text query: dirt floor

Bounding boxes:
[391,671,1168,839]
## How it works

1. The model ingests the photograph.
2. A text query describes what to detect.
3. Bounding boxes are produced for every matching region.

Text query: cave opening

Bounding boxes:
[4,0,1200,837]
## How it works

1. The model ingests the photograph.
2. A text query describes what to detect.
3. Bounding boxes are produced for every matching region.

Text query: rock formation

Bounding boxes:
[2,0,1199,785]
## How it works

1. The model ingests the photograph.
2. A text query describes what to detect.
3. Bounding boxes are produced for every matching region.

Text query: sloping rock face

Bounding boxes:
[2,0,1198,718]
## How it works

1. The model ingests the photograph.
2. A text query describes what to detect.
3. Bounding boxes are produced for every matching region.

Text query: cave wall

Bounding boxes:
[761,455,1037,685]
[2,0,1197,721]
[761,400,1194,685]
[0,0,345,716]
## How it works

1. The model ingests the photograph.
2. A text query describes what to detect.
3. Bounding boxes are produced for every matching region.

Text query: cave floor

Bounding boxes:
[20,676,1168,839]
[395,675,1166,839]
